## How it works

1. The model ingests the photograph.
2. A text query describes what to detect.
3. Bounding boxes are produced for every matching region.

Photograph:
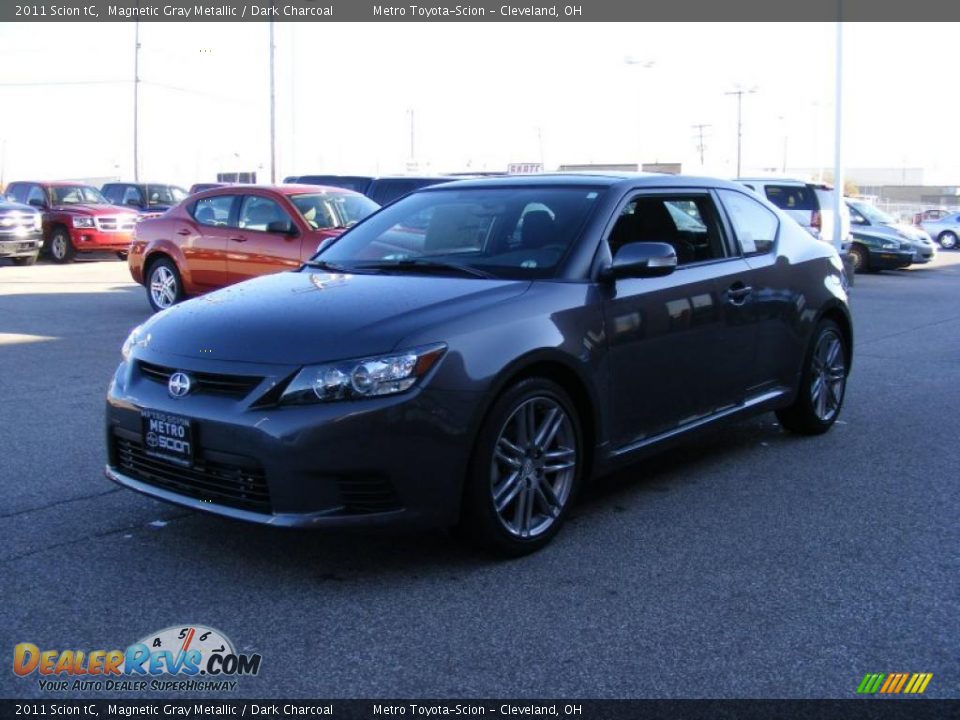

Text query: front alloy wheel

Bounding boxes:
[461,378,582,556]
[491,396,577,539]
[49,228,76,263]
[147,259,183,312]
[938,231,957,250]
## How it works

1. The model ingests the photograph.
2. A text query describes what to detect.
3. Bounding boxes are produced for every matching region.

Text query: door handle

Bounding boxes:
[229,236,247,243]
[726,283,753,304]
[176,228,191,236]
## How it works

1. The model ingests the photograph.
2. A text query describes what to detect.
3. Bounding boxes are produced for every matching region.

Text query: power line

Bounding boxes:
[691,123,711,166]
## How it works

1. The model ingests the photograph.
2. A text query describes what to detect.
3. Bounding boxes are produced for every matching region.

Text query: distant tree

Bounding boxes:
[818,173,859,196]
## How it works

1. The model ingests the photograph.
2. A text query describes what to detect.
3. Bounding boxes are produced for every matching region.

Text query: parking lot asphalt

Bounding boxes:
[1,253,958,699]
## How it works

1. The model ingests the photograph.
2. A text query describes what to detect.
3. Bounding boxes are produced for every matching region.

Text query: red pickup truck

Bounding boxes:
[4,181,139,262]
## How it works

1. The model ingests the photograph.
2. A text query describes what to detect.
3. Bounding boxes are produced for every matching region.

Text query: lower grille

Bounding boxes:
[112,431,271,513]
[337,476,402,514]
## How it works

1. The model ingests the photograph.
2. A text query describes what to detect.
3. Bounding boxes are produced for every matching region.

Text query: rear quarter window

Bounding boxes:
[763,185,816,212]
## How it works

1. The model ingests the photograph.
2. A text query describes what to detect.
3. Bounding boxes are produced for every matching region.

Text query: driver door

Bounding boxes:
[226,194,304,284]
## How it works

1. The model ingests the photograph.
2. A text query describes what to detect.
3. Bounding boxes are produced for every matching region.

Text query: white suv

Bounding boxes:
[737,178,851,249]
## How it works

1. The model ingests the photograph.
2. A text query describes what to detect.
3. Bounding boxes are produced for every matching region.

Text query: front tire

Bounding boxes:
[777,319,848,435]
[460,378,583,556]
[848,244,867,273]
[938,231,957,250]
[49,228,76,263]
[146,257,184,312]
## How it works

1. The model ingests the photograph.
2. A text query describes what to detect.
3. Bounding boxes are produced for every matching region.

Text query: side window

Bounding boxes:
[26,185,47,207]
[764,184,815,211]
[191,195,236,227]
[6,183,26,203]
[607,194,727,265]
[849,205,867,225]
[238,195,293,233]
[718,189,779,256]
[102,185,120,204]
[122,186,144,206]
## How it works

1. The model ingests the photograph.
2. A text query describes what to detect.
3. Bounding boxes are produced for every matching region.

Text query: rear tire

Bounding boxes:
[459,378,583,557]
[11,253,38,266]
[146,257,184,312]
[938,231,957,250]
[848,244,867,273]
[777,319,848,436]
[49,228,76,263]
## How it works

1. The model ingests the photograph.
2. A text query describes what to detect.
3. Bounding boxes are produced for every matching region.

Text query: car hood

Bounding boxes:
[52,203,134,216]
[139,270,531,365]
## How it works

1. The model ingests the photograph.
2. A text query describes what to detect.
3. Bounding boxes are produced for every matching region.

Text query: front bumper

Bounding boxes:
[870,249,914,271]
[105,354,481,529]
[69,227,133,252]
[0,232,42,258]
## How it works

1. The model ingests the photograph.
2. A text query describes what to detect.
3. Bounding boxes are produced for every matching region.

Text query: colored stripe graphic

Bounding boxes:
[857,673,885,694]
[857,672,932,694]
[904,673,933,694]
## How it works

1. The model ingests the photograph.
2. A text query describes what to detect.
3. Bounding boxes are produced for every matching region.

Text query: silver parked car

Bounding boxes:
[920,212,960,249]
[847,200,937,264]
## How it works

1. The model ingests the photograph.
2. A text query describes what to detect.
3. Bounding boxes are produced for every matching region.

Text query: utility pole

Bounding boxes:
[725,87,756,177]
[268,19,277,183]
[691,123,710,166]
[133,20,141,181]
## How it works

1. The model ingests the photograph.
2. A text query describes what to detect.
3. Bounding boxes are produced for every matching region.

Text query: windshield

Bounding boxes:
[850,201,896,225]
[290,192,379,230]
[50,185,107,205]
[315,186,605,280]
[146,185,187,206]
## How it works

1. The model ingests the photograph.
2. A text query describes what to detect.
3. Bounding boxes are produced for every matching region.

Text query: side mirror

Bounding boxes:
[267,220,297,235]
[601,242,677,281]
[28,198,46,208]
[126,199,142,207]
[850,215,866,226]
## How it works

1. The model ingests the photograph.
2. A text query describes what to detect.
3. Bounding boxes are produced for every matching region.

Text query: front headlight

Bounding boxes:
[33,213,42,230]
[72,216,96,229]
[0,216,13,227]
[280,343,446,405]
[121,324,150,361]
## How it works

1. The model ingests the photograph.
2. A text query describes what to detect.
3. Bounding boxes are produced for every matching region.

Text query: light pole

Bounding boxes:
[133,20,141,181]
[624,57,656,170]
[725,86,756,178]
[830,15,845,251]
[692,123,711,167]
[268,20,277,184]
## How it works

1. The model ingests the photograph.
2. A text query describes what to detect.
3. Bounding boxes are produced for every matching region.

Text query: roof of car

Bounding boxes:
[192,183,364,196]
[12,180,99,187]
[419,172,745,191]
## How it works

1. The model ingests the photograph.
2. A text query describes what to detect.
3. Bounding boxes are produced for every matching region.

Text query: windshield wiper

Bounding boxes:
[353,259,494,279]
[302,259,355,273]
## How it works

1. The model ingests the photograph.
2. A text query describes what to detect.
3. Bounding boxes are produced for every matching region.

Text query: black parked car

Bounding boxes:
[0,199,43,265]
[106,174,853,555]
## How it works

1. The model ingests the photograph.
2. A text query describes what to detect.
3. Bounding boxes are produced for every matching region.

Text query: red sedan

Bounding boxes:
[128,184,379,311]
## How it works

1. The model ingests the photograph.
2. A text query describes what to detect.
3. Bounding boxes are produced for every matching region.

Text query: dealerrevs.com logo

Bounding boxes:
[13,625,262,692]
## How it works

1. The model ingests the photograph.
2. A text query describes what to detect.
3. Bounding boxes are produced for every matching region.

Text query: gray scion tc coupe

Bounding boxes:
[106,174,852,555]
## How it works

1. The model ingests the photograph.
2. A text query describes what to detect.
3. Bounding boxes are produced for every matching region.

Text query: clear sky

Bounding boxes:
[0,21,957,187]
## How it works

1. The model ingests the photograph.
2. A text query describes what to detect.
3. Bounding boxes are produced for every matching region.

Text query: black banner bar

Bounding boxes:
[2,0,960,22]
[1,700,958,720]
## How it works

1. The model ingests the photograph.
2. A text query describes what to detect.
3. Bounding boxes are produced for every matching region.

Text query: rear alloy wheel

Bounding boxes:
[777,319,848,435]
[147,258,184,312]
[938,231,957,250]
[49,228,76,263]
[848,244,867,273]
[461,378,582,556]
